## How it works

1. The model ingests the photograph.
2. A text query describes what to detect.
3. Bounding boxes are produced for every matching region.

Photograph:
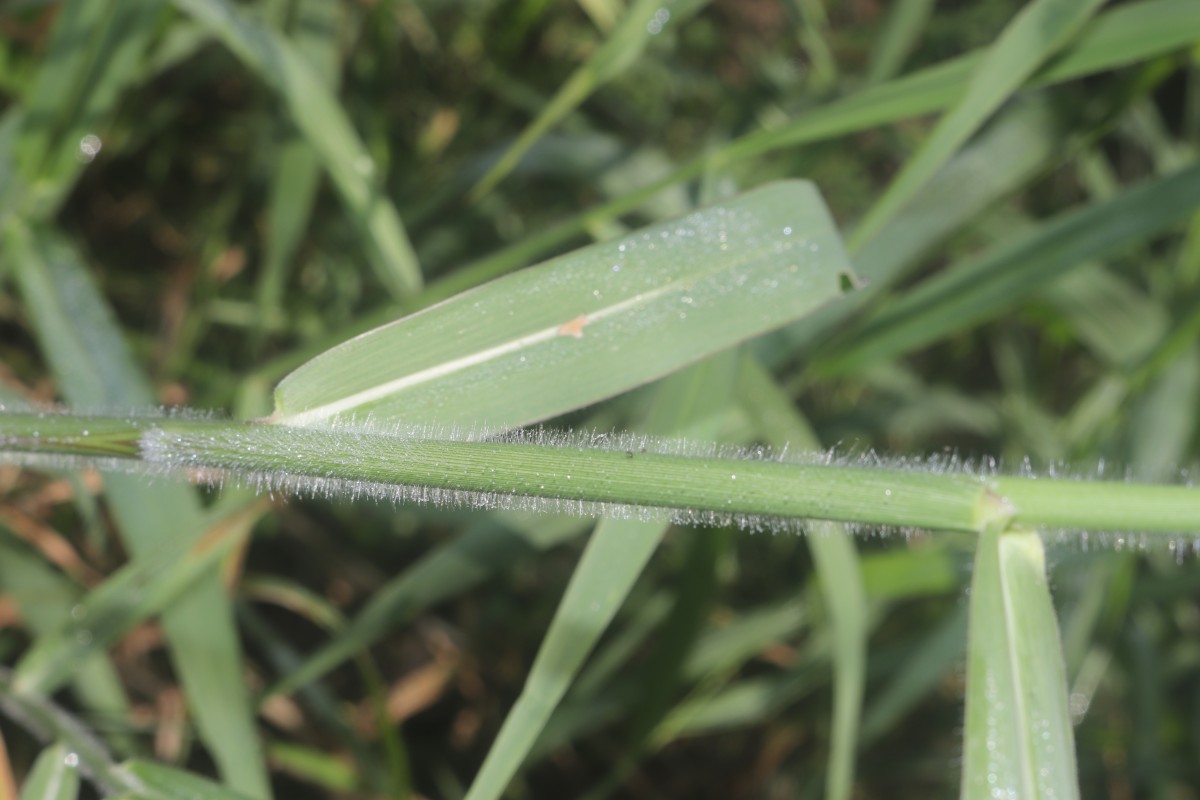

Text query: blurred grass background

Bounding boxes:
[0,0,1198,798]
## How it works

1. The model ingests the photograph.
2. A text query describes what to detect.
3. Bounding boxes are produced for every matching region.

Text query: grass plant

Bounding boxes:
[1,1,1199,799]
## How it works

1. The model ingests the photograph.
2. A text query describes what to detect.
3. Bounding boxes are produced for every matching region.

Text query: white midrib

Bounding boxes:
[999,534,1040,800]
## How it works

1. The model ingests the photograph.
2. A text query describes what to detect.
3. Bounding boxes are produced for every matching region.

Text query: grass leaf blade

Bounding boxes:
[18,742,80,800]
[850,0,1106,249]
[463,352,738,800]
[169,0,422,297]
[962,525,1079,800]
[273,181,854,430]
[736,357,867,800]
[4,222,271,798]
[825,162,1200,375]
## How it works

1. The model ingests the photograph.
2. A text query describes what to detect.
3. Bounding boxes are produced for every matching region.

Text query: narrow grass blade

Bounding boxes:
[18,742,80,800]
[463,353,737,800]
[759,0,1185,157]
[681,599,808,680]
[0,673,115,794]
[10,0,164,219]
[441,0,1200,290]
[117,760,260,800]
[0,109,21,213]
[273,181,855,430]
[526,589,804,755]
[866,0,936,84]
[1042,266,1168,369]
[852,95,1061,288]
[767,94,1063,366]
[268,514,591,697]
[962,525,1079,800]
[253,0,343,341]
[0,532,133,755]
[470,0,706,199]
[241,580,411,796]
[824,163,1200,375]
[169,0,422,297]
[12,501,263,697]
[4,222,271,798]
[860,604,968,745]
[263,742,358,795]
[737,356,866,800]
[621,526,725,748]
[1128,348,1200,480]
[849,0,1106,249]
[467,518,665,800]
[237,606,389,795]
[664,670,822,737]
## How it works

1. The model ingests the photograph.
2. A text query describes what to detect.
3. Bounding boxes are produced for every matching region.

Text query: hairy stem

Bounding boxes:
[2,410,1198,535]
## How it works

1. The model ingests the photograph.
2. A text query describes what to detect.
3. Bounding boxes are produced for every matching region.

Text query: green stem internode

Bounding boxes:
[2,411,1198,536]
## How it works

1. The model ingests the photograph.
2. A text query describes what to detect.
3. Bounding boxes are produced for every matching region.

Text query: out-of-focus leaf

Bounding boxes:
[18,742,80,800]
[12,500,263,696]
[9,0,164,219]
[823,164,1200,375]
[851,0,1105,247]
[470,0,710,199]
[118,760,260,800]
[169,0,422,297]
[447,0,1200,290]
[4,221,271,798]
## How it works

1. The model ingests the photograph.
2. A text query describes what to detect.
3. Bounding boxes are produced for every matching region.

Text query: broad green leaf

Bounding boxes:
[962,526,1079,800]
[463,352,738,800]
[19,742,80,800]
[273,181,855,430]
[850,0,1106,248]
[245,0,1197,378]
[4,222,271,798]
[169,0,422,297]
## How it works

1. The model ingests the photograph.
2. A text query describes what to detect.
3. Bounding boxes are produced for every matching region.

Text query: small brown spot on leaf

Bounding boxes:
[557,314,589,338]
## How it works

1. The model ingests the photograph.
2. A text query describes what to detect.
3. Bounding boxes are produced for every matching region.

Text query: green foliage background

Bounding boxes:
[0,1,1198,798]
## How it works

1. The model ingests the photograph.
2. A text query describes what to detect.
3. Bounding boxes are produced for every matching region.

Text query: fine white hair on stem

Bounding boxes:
[2,407,1197,545]
[126,418,1200,545]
